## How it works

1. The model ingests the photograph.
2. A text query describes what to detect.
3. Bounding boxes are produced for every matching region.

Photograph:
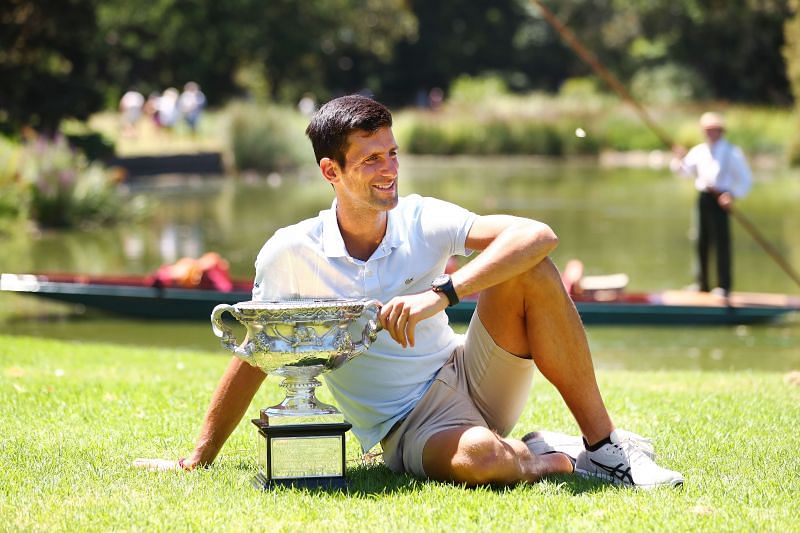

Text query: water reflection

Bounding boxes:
[1,158,798,371]
[1,299,796,372]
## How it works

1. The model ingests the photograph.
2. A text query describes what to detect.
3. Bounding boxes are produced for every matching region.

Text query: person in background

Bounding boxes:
[671,112,752,297]
[179,82,206,135]
[118,90,144,137]
[143,91,161,129]
[157,88,180,131]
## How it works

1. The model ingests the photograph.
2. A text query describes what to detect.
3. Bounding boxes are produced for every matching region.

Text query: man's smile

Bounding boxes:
[373,181,396,192]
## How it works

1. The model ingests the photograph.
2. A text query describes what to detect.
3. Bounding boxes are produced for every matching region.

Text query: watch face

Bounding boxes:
[432,274,450,287]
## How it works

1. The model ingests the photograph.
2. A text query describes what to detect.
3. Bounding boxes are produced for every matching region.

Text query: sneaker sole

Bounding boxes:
[575,467,684,489]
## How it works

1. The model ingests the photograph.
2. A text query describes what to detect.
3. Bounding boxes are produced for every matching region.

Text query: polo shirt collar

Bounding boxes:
[321,198,405,260]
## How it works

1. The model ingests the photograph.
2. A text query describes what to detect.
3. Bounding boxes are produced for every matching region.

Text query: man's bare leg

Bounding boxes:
[477,257,613,443]
[422,258,613,483]
[423,426,573,485]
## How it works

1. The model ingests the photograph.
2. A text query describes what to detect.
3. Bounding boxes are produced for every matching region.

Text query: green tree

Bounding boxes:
[0,0,105,134]
[783,0,800,165]
[607,0,792,103]
[95,0,417,105]
[785,0,800,103]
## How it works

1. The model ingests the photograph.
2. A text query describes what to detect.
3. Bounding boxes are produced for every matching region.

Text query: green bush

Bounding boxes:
[448,74,510,104]
[789,116,800,166]
[19,136,129,228]
[396,111,600,157]
[0,137,28,230]
[226,103,309,172]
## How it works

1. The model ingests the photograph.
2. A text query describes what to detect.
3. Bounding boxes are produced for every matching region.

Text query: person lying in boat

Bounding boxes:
[135,95,683,489]
[560,259,629,302]
[147,252,233,292]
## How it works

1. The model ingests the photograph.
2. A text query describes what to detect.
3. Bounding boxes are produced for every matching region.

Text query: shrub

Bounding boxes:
[396,110,600,157]
[226,103,309,172]
[448,74,510,104]
[19,135,129,228]
[0,137,28,230]
[789,115,800,166]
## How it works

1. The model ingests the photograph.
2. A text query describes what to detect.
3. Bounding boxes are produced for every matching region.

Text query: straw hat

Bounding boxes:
[699,112,725,130]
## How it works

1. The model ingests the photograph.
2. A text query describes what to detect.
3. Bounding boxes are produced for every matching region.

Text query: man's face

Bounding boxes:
[333,126,399,213]
[703,127,723,143]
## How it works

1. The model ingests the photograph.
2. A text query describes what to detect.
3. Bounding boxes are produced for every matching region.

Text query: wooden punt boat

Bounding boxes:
[2,272,798,326]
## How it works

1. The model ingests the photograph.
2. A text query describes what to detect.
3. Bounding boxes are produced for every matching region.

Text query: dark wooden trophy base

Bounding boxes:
[251,419,352,490]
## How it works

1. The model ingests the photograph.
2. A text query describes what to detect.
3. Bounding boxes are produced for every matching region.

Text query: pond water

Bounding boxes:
[1,157,799,371]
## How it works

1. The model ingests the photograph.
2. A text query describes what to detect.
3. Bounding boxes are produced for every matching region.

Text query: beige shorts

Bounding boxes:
[381,312,534,478]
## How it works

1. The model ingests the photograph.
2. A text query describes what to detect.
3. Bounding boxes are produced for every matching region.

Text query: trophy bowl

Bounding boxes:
[211,298,382,370]
[210,298,382,490]
[211,298,382,419]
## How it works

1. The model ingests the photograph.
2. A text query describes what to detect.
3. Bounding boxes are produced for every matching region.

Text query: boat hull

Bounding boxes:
[3,274,797,326]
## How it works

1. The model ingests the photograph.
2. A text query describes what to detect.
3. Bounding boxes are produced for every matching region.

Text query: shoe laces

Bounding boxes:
[615,437,651,467]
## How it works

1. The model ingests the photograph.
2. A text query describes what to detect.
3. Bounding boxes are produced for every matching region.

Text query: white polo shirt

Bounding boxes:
[252,194,477,451]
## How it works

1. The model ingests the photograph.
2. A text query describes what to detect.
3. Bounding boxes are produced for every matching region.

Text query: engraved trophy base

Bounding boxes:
[251,418,352,490]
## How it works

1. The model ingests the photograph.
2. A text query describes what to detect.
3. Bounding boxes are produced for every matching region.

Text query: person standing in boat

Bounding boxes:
[671,112,752,297]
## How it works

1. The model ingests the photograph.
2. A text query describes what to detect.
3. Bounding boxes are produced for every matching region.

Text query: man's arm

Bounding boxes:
[134,356,266,470]
[379,214,557,347]
[451,214,558,297]
[183,357,267,468]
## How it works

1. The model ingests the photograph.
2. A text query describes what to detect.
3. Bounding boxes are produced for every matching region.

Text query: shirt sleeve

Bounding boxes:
[417,196,477,257]
[671,145,700,177]
[728,146,752,198]
[252,229,303,301]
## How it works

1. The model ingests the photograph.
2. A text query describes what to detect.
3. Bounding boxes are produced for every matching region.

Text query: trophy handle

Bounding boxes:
[211,304,253,358]
[352,299,383,354]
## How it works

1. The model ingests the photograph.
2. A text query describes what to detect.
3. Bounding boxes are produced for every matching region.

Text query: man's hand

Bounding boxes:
[672,144,688,159]
[379,290,448,348]
[717,191,733,210]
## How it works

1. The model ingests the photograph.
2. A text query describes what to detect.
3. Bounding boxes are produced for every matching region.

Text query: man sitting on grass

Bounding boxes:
[136,95,683,489]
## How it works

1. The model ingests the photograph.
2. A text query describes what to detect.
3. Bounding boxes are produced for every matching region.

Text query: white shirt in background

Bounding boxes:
[672,138,752,198]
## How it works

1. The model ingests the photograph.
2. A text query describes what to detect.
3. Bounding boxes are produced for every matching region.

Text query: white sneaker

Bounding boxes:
[575,429,683,489]
[522,429,655,469]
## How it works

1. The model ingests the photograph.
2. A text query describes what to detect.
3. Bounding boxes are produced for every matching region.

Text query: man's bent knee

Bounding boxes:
[476,258,569,356]
[423,426,515,485]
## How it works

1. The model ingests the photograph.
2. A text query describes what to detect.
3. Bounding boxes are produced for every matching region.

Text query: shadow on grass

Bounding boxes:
[229,459,616,497]
[349,465,615,497]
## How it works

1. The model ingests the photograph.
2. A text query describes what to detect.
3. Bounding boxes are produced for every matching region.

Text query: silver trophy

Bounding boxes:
[211,298,381,489]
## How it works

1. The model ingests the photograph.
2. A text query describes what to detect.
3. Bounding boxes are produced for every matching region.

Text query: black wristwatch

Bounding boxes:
[431,274,459,307]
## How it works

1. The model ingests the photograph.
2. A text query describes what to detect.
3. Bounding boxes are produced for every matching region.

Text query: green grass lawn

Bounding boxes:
[2,334,798,531]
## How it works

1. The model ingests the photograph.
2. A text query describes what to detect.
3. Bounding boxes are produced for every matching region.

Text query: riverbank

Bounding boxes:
[84,96,798,171]
[1,334,798,531]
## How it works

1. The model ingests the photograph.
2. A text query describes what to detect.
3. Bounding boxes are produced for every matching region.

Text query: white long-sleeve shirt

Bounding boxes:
[672,138,752,198]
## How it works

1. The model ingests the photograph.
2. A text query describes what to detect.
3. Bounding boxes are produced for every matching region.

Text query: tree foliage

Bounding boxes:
[0,0,105,134]
[784,0,800,103]
[0,0,794,137]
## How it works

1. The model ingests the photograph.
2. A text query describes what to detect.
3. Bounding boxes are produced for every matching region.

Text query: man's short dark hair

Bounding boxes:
[305,95,393,168]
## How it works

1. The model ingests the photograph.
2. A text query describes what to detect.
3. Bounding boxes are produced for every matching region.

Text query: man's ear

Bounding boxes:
[319,158,339,185]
